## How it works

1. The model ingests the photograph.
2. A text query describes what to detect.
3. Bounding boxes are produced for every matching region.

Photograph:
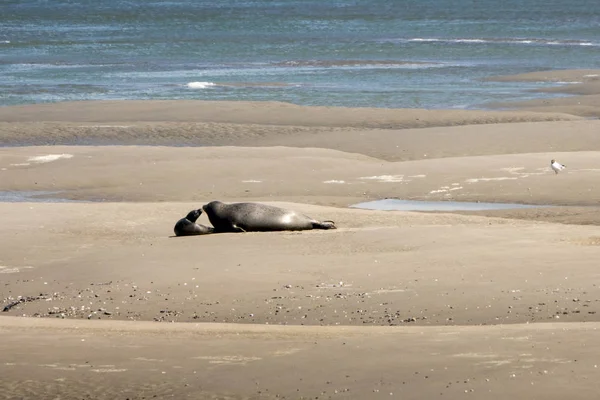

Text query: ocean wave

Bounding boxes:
[382,37,599,47]
[182,81,299,89]
[273,59,441,68]
[186,81,216,89]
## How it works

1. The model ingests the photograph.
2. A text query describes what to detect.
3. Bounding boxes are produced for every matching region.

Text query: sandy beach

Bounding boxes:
[2,70,600,399]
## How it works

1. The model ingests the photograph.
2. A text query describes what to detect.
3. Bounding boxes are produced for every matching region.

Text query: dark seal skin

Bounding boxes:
[173,209,214,236]
[202,201,337,233]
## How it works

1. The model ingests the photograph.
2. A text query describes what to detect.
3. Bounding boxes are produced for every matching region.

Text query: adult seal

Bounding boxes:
[202,201,336,233]
[174,209,214,236]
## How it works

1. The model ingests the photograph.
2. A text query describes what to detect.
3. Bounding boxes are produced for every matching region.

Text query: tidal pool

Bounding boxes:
[350,199,548,212]
[0,191,77,203]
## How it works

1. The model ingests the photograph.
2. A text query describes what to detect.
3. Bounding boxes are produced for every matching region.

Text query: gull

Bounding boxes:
[550,159,566,175]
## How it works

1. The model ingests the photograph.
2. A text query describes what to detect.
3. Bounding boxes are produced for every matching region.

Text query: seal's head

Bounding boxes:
[184,209,203,223]
[202,201,224,215]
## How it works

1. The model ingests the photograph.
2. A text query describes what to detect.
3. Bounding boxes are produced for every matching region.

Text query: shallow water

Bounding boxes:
[2,0,600,108]
[350,199,548,212]
[0,191,78,203]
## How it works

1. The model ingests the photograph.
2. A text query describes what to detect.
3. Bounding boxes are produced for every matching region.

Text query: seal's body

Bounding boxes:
[202,201,336,233]
[174,209,214,236]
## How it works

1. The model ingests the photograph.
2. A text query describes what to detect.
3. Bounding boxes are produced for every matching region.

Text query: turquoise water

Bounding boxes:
[2,0,599,108]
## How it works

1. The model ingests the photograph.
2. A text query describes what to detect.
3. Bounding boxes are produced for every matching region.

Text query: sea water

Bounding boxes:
[2,0,599,109]
[350,199,549,212]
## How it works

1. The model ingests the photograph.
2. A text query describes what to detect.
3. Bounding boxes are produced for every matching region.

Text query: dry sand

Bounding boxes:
[2,75,600,399]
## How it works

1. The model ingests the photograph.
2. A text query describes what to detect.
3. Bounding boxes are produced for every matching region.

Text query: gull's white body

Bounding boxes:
[551,159,566,174]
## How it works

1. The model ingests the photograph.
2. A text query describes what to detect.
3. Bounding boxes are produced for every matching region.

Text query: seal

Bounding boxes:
[202,201,337,233]
[173,209,214,236]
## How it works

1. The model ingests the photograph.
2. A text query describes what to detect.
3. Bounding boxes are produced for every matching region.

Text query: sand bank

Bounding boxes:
[1,316,600,399]
[2,95,600,399]
[483,69,600,117]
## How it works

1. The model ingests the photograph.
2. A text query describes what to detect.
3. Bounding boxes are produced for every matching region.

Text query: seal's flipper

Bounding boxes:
[232,224,247,233]
[312,220,336,230]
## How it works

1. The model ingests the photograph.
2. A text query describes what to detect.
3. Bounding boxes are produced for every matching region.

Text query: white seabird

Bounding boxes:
[550,159,566,174]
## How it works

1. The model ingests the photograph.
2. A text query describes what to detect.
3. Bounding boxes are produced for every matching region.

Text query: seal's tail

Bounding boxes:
[313,220,337,230]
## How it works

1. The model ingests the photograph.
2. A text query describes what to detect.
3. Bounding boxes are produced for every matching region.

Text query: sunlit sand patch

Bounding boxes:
[453,353,500,358]
[272,348,303,356]
[465,177,518,183]
[476,360,513,367]
[27,154,74,164]
[571,236,600,246]
[0,267,21,274]
[500,167,526,173]
[133,357,164,362]
[323,180,346,184]
[78,125,131,128]
[429,184,464,194]
[499,167,546,178]
[372,288,407,294]
[501,336,531,341]
[317,282,352,289]
[193,355,262,365]
[521,358,571,364]
[91,368,128,373]
[359,175,406,183]
[0,265,33,274]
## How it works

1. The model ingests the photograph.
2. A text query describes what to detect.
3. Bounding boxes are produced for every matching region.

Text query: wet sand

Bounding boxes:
[2,73,600,399]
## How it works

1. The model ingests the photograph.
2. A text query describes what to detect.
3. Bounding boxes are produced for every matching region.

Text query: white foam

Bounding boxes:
[397,38,600,47]
[465,177,518,183]
[0,41,9,44]
[28,154,73,163]
[409,174,426,178]
[0,265,33,274]
[242,180,262,183]
[584,74,599,78]
[10,163,30,167]
[359,175,405,183]
[455,39,486,43]
[186,81,216,89]
[323,180,346,184]
[409,38,440,42]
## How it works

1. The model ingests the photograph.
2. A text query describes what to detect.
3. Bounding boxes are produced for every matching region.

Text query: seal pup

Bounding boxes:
[202,201,336,233]
[174,209,214,236]
[550,159,566,174]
